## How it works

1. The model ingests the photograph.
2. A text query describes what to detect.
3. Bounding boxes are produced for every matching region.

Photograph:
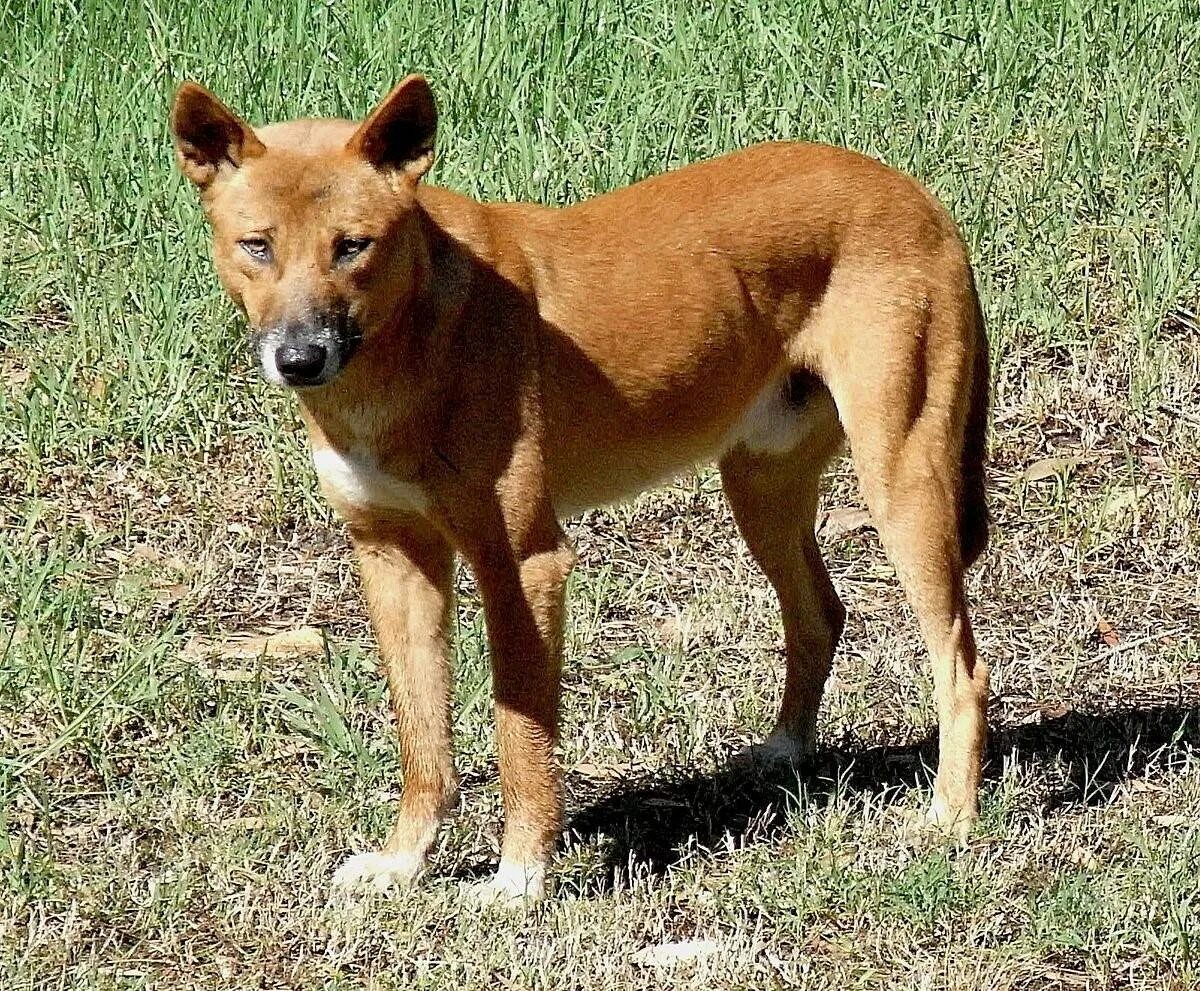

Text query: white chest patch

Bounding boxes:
[311,447,430,514]
[724,378,815,456]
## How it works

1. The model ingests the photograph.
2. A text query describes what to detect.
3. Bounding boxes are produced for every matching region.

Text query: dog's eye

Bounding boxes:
[334,237,373,264]
[238,238,272,262]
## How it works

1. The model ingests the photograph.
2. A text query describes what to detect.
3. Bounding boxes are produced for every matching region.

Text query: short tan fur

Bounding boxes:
[171,75,990,903]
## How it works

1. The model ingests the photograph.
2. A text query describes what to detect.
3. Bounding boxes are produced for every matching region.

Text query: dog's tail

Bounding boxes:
[959,271,990,569]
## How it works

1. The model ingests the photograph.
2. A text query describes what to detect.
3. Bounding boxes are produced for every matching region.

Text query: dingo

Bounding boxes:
[172,75,989,903]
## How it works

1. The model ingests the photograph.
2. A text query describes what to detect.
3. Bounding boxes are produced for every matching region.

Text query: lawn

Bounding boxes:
[2,0,1199,987]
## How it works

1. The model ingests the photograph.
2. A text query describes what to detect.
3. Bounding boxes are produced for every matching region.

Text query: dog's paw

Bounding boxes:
[901,799,976,848]
[925,800,976,845]
[463,859,547,909]
[331,851,426,894]
[735,729,814,770]
[756,729,815,763]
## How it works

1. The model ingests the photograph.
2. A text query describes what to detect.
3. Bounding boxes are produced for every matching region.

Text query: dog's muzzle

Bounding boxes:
[252,312,361,388]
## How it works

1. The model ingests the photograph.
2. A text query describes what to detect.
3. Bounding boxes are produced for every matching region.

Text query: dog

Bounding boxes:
[171,74,989,904]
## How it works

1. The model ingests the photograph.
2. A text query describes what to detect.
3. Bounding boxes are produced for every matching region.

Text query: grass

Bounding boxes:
[1,0,1199,987]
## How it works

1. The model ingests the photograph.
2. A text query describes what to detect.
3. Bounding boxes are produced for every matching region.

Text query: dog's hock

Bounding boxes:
[346,75,437,182]
[170,82,265,190]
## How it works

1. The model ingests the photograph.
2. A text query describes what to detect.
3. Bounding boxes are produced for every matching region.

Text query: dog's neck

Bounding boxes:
[293,200,476,463]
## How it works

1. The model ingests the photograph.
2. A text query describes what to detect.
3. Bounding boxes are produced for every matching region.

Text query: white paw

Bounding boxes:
[745,729,814,766]
[464,858,547,908]
[899,798,976,847]
[923,797,976,844]
[331,851,425,894]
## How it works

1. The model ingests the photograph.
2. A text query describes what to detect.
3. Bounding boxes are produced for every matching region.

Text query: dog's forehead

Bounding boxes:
[217,127,401,225]
[255,117,359,154]
[237,153,365,202]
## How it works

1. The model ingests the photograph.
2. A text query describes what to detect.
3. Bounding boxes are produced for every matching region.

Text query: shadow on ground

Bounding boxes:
[561,700,1199,894]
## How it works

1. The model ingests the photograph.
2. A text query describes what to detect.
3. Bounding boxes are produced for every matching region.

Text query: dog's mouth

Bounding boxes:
[251,315,362,389]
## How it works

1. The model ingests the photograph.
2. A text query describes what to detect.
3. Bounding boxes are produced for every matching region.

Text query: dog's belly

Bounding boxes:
[723,375,826,455]
[548,375,828,518]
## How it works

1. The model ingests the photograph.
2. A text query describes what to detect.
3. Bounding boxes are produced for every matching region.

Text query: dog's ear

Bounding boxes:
[346,75,437,182]
[170,82,266,190]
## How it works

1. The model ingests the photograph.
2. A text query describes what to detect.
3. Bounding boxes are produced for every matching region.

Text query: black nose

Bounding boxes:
[275,343,328,382]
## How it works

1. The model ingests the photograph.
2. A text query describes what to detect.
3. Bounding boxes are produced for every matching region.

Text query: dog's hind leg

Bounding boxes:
[815,271,989,837]
[719,381,845,761]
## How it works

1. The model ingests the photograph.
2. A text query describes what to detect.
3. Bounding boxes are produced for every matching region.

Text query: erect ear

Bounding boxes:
[170,81,266,190]
[346,75,437,182]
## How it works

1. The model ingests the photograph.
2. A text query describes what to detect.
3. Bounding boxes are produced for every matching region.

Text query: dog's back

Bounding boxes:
[412,142,980,519]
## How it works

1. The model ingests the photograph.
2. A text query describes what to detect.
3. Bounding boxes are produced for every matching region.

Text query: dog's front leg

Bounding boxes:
[332,519,457,893]
[469,511,575,905]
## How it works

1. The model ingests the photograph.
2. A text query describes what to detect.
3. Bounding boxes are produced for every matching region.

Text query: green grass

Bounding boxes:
[2,0,1199,987]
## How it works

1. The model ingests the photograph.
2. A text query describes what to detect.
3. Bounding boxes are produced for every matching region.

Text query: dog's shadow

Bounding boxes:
[558,701,1198,893]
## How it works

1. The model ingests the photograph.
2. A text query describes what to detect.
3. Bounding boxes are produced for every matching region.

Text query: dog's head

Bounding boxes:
[170,77,436,388]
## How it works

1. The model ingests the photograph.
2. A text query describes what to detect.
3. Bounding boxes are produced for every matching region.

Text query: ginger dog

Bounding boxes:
[171,75,989,903]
